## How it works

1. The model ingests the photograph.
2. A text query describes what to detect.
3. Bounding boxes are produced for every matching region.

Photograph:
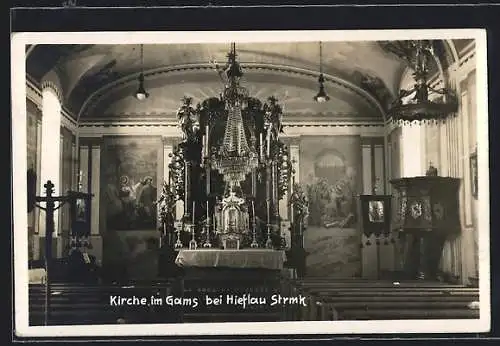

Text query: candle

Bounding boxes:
[259,133,263,158]
[206,200,209,219]
[266,132,271,157]
[266,200,270,224]
[252,200,256,224]
[192,201,195,224]
[205,125,209,156]
[202,135,206,157]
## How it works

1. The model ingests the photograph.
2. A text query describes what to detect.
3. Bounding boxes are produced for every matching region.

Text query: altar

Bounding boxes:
[175,249,286,270]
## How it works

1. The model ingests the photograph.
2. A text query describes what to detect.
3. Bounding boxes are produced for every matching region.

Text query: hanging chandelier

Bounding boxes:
[387,40,457,125]
[210,43,259,184]
[314,41,330,103]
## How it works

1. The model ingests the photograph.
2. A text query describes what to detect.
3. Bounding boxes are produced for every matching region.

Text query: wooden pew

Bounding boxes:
[290,279,480,321]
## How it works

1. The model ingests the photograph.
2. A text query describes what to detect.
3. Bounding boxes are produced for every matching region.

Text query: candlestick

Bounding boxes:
[251,200,258,248]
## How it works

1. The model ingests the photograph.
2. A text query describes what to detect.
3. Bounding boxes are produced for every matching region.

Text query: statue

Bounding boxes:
[176,96,200,142]
[263,96,284,141]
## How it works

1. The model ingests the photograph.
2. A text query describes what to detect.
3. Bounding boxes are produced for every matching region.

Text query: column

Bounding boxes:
[289,140,300,238]
[401,125,423,177]
[39,89,61,237]
[79,138,103,262]
[361,141,372,195]
[91,143,101,236]
[38,89,61,260]
[33,117,43,259]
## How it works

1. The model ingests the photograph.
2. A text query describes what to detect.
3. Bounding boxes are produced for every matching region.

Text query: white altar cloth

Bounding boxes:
[175,249,286,270]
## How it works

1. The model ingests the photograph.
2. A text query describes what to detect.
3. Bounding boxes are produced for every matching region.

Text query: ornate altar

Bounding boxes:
[390,167,461,280]
[155,43,306,269]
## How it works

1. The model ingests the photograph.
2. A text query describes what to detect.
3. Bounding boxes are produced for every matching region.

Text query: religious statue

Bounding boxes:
[156,181,176,226]
[176,96,200,142]
[263,96,284,142]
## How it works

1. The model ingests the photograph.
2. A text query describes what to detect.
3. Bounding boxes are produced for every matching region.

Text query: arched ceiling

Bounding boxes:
[26,39,471,120]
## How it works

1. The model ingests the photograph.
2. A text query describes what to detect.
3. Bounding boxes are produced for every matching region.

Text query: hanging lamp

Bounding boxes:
[314,41,330,103]
[386,40,457,125]
[135,44,149,101]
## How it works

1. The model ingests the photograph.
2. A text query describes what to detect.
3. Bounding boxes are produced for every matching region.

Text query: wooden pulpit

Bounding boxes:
[390,176,461,280]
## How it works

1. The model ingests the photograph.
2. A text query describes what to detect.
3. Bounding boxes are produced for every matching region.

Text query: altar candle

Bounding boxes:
[202,135,206,157]
[259,133,264,158]
[206,200,209,219]
[192,201,196,224]
[266,132,271,157]
[266,200,270,224]
[252,200,256,224]
[205,125,210,156]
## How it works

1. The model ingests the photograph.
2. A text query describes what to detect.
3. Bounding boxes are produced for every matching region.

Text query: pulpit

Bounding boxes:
[390,175,461,280]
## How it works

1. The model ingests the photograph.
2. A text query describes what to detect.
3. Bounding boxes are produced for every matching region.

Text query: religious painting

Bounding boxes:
[299,136,363,278]
[304,149,358,228]
[368,200,385,223]
[101,138,160,230]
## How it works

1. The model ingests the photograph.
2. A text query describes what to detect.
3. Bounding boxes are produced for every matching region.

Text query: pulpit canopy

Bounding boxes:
[390,176,461,235]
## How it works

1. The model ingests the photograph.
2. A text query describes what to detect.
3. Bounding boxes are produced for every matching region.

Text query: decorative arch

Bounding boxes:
[41,70,65,105]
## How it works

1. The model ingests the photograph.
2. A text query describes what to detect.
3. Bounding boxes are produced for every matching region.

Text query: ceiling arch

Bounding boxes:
[83,64,385,122]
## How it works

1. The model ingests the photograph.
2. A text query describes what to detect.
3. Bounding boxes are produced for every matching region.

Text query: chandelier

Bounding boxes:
[210,43,259,184]
[386,40,457,125]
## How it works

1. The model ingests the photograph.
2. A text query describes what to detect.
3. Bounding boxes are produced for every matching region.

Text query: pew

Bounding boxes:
[291,279,480,321]
[29,281,176,325]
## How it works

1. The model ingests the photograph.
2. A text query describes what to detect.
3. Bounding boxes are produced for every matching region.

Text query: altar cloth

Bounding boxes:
[175,249,286,270]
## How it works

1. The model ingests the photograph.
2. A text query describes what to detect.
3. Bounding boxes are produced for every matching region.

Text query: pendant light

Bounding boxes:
[314,41,329,103]
[135,44,149,101]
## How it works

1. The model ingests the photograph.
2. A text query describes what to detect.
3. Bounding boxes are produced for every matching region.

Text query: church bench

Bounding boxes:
[28,282,176,325]
[289,280,480,321]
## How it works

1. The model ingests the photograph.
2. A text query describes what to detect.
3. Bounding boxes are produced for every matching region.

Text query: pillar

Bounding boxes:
[38,88,61,259]
[78,138,103,263]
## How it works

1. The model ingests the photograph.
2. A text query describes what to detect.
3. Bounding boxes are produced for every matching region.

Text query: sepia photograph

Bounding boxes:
[11,29,490,337]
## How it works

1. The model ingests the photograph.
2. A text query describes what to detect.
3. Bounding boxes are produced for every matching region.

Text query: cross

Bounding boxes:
[44,180,55,195]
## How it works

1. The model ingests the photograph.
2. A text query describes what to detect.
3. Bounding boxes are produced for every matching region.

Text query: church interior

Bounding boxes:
[23,38,482,325]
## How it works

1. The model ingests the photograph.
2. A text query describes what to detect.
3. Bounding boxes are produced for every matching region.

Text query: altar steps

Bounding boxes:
[293,279,480,321]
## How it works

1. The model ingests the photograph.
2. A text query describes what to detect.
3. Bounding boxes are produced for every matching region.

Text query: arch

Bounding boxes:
[41,69,65,105]
[77,63,387,124]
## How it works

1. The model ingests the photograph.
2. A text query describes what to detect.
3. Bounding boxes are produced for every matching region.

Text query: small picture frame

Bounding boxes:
[470,150,478,199]
[359,195,392,238]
